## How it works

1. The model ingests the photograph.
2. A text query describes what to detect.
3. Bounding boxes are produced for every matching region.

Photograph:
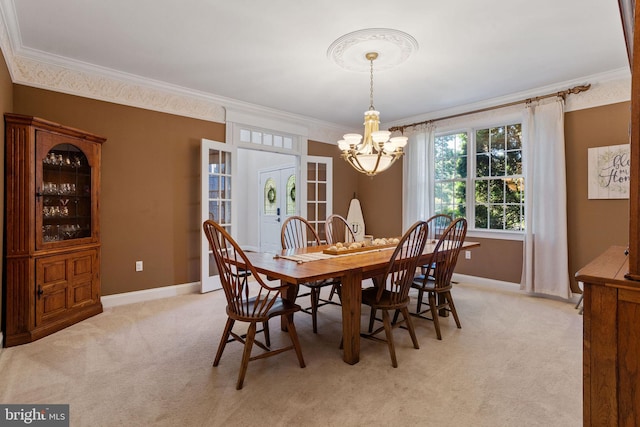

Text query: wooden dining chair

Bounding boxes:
[420,213,453,278]
[325,214,356,245]
[410,217,467,340]
[281,215,339,333]
[360,220,429,367]
[324,214,357,301]
[203,219,305,390]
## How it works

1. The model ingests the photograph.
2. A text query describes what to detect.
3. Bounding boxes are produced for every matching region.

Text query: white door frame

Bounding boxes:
[200,138,237,293]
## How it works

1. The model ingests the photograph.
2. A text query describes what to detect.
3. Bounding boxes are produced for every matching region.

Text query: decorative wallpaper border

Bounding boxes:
[0,3,631,144]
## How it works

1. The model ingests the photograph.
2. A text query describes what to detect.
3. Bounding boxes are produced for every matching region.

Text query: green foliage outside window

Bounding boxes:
[435,123,524,231]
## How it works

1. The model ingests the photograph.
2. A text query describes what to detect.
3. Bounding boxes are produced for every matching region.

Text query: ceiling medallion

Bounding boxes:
[327,28,419,72]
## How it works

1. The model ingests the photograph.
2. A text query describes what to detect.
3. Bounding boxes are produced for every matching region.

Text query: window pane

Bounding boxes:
[222,201,231,223]
[489,179,505,203]
[505,178,523,203]
[251,131,262,144]
[307,182,316,201]
[476,129,489,153]
[490,126,505,151]
[475,204,488,229]
[435,133,467,180]
[264,178,277,215]
[454,181,466,208]
[456,135,468,156]
[239,129,251,143]
[436,181,453,206]
[308,164,317,181]
[505,205,524,230]
[507,124,522,149]
[457,155,467,179]
[317,182,326,201]
[208,176,219,198]
[476,154,489,177]
[318,163,327,181]
[286,175,296,215]
[489,205,505,229]
[506,151,522,175]
[209,201,219,221]
[475,180,488,203]
[307,204,316,221]
[317,202,326,221]
[491,150,506,176]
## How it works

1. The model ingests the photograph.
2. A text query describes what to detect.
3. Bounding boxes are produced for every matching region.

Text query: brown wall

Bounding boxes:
[308,140,359,218]
[0,49,13,329]
[2,83,631,297]
[565,102,630,291]
[12,85,225,295]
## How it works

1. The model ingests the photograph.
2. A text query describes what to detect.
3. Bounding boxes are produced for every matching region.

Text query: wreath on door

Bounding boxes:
[290,183,296,202]
[267,186,276,203]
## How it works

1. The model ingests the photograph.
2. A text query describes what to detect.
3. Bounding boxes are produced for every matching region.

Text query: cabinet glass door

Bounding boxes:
[37,143,92,248]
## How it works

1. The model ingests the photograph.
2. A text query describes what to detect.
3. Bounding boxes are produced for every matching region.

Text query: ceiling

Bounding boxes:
[0,0,630,131]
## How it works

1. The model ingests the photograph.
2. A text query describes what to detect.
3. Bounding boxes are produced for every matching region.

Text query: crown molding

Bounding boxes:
[383,68,631,130]
[0,1,629,145]
[0,0,353,141]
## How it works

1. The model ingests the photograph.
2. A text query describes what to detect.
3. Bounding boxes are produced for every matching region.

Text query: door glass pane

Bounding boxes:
[264,178,277,215]
[318,163,327,181]
[286,174,296,215]
[208,148,232,226]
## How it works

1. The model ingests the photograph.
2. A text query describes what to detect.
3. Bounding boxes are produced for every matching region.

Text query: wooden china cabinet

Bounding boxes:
[3,114,105,347]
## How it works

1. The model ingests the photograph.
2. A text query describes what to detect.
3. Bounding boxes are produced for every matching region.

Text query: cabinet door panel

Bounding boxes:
[36,250,98,326]
[39,281,69,325]
[71,280,94,307]
[41,259,67,284]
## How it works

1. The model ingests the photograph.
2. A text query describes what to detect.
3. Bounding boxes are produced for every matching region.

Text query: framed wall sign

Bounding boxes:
[588,144,631,199]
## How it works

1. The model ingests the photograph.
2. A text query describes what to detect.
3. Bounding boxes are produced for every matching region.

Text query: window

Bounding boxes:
[434,123,524,231]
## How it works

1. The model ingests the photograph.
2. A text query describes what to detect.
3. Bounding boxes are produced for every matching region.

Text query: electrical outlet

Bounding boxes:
[465,250,471,260]
[135,261,143,272]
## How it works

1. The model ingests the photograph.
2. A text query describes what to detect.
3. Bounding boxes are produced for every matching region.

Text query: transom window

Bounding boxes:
[434,123,524,231]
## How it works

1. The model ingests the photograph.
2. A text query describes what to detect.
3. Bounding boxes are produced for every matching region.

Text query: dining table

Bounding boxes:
[243,239,480,365]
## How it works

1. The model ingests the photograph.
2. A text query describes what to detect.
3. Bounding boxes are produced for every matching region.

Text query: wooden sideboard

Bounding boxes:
[576,245,640,426]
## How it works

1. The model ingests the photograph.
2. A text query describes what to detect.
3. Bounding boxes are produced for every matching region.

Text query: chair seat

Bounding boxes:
[362,286,410,310]
[411,275,451,292]
[227,295,301,322]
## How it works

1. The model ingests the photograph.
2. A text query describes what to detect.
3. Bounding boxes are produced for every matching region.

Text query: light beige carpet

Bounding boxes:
[0,281,583,426]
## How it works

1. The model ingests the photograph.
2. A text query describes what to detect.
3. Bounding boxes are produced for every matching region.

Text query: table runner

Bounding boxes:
[276,246,396,263]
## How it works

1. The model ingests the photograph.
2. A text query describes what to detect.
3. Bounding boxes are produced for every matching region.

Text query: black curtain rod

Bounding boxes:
[388,83,591,134]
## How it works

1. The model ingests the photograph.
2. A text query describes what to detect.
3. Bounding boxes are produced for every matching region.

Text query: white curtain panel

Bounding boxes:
[521,99,571,298]
[402,124,435,230]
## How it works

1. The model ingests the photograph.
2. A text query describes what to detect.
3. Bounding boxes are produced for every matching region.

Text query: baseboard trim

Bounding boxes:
[453,274,580,304]
[102,282,201,308]
[452,273,520,290]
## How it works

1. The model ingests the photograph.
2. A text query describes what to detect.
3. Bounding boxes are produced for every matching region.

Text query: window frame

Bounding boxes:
[433,114,525,240]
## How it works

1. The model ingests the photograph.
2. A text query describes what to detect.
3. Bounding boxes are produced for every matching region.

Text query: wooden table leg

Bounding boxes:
[281,281,299,331]
[340,270,362,364]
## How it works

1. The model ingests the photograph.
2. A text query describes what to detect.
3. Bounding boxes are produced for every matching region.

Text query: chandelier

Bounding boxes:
[338,52,408,176]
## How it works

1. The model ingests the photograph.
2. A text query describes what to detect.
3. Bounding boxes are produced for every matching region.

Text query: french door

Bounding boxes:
[259,166,296,253]
[200,139,234,293]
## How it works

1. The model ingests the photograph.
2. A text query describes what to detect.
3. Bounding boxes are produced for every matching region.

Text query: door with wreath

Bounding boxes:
[259,166,296,253]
